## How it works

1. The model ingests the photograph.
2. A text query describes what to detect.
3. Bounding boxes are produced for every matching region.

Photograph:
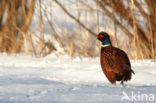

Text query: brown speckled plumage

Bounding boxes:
[100,46,134,84]
[97,31,134,85]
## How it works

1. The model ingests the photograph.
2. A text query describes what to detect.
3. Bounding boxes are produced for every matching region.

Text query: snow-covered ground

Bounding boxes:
[0,54,156,103]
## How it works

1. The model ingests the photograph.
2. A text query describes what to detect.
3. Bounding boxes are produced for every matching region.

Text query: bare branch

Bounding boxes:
[133,0,148,20]
[94,0,133,39]
[53,0,97,37]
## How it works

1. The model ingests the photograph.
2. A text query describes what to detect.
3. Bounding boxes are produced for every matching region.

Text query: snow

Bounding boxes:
[0,54,156,103]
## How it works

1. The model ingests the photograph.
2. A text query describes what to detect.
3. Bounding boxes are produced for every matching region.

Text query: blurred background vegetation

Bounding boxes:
[0,0,155,59]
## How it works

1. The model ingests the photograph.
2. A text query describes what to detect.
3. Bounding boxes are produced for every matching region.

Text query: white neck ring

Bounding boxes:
[101,44,110,47]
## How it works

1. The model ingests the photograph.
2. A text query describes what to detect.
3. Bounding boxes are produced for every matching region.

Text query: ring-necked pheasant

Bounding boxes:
[97,31,134,85]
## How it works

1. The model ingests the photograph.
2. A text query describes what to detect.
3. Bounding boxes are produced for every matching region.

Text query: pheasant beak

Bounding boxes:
[97,35,98,39]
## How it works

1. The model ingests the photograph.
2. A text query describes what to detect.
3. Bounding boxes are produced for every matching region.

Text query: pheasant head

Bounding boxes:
[97,31,112,46]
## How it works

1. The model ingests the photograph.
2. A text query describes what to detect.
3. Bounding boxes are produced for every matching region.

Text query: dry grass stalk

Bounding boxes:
[0,0,155,59]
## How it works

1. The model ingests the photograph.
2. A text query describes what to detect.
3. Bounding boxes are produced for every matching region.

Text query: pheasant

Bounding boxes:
[97,31,134,85]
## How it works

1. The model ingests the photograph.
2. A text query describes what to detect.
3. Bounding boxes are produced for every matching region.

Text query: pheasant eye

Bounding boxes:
[98,35,104,39]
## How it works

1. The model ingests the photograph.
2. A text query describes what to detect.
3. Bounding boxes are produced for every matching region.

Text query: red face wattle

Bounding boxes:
[98,34,104,40]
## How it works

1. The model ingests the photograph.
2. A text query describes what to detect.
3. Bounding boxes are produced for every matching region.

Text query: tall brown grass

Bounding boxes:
[0,0,155,60]
[0,0,35,54]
